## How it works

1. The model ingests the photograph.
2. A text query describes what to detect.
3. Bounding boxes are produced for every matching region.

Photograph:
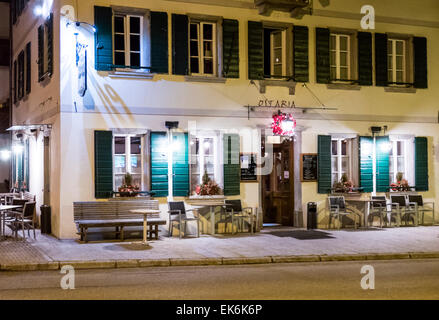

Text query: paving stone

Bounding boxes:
[170,258,222,266]
[320,254,368,262]
[138,259,171,267]
[366,253,411,260]
[116,260,140,268]
[271,255,320,263]
[59,260,116,269]
[222,257,272,265]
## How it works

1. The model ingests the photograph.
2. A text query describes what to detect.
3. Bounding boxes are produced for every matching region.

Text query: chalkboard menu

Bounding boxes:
[240,153,258,182]
[301,153,318,182]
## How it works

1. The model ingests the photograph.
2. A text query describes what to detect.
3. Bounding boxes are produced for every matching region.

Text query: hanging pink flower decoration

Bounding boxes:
[271,113,296,136]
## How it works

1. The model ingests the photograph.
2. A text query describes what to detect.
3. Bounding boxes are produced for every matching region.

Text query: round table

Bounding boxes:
[129,209,161,245]
[189,202,232,235]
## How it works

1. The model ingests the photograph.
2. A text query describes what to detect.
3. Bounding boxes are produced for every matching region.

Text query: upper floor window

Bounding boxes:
[330,33,350,81]
[189,21,217,76]
[113,15,143,68]
[263,27,287,78]
[387,38,406,84]
[113,135,144,191]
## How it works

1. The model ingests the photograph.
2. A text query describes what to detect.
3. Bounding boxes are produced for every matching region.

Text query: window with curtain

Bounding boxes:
[113,135,144,191]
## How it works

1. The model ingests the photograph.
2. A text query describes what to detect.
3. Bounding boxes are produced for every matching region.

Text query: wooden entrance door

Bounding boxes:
[262,139,294,226]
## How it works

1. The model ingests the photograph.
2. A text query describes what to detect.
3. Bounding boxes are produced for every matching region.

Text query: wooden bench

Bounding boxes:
[73,200,166,242]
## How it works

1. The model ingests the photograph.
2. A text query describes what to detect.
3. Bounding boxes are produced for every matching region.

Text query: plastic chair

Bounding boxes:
[408,195,435,225]
[328,196,359,229]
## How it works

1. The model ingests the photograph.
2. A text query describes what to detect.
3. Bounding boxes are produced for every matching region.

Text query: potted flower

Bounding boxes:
[194,170,222,196]
[118,173,140,197]
[390,172,410,191]
[332,174,355,193]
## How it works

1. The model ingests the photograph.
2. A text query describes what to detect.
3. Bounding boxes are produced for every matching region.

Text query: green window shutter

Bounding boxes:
[375,33,388,86]
[317,135,331,194]
[25,42,31,94]
[17,50,24,100]
[376,136,390,192]
[47,13,53,77]
[415,137,428,191]
[222,19,239,78]
[293,25,309,82]
[223,134,240,196]
[151,11,168,74]
[172,133,189,196]
[172,14,188,75]
[359,136,373,193]
[94,6,113,71]
[413,37,427,89]
[38,24,44,80]
[94,130,113,199]
[315,28,330,84]
[248,21,263,80]
[357,32,372,86]
[150,132,169,197]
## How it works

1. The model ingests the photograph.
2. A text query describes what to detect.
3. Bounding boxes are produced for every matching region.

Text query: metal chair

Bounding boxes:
[328,196,359,230]
[168,202,200,239]
[6,201,36,240]
[390,195,418,226]
[369,196,401,227]
[408,195,435,225]
[223,200,255,234]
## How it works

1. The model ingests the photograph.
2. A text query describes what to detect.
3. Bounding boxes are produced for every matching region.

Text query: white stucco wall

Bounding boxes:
[12,0,439,238]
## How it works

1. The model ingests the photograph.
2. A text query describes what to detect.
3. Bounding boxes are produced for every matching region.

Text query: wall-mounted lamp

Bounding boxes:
[66,21,97,33]
[370,126,382,137]
[165,121,179,130]
[0,150,11,161]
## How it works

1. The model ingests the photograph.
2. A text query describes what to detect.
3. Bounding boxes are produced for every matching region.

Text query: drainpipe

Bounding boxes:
[8,2,13,190]
[167,128,173,202]
[372,136,377,196]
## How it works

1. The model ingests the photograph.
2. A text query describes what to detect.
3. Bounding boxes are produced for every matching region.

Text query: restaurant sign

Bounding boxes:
[257,99,297,109]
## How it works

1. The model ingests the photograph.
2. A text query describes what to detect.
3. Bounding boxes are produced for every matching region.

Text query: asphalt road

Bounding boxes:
[0,259,438,300]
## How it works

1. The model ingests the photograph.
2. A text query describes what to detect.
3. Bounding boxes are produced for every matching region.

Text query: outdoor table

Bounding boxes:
[189,202,232,235]
[129,209,161,245]
[345,199,384,228]
[0,205,23,240]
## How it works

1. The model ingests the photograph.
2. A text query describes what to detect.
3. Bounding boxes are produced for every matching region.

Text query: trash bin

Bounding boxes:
[40,205,51,234]
[307,202,317,230]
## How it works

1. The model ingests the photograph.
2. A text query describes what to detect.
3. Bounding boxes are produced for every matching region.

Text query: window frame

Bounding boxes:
[113,14,144,69]
[387,38,406,85]
[330,33,351,82]
[189,132,222,194]
[262,23,291,79]
[389,140,407,184]
[331,138,351,185]
[189,20,217,76]
[112,134,145,192]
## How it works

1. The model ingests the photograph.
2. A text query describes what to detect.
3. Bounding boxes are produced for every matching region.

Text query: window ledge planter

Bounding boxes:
[109,70,155,80]
[187,195,227,203]
[184,76,227,84]
[384,86,417,93]
[258,79,297,95]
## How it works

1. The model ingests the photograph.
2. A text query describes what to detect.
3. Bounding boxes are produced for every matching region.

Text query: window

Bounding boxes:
[38,14,53,81]
[113,15,143,68]
[14,42,31,103]
[189,22,217,75]
[330,34,350,81]
[190,135,220,193]
[263,28,287,78]
[331,138,350,185]
[388,39,406,84]
[389,140,406,183]
[113,135,144,191]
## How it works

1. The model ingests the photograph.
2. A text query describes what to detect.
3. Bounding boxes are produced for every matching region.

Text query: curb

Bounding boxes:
[2,252,439,272]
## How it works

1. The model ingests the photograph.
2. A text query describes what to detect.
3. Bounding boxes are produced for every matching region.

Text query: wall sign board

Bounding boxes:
[301,153,318,182]
[240,153,258,182]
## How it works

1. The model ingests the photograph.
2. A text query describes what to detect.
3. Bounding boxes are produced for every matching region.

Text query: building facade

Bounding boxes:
[10,0,439,239]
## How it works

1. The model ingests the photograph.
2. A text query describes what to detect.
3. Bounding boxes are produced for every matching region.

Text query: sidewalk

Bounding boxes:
[1,226,439,271]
